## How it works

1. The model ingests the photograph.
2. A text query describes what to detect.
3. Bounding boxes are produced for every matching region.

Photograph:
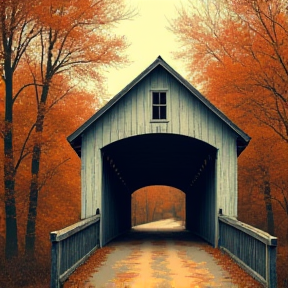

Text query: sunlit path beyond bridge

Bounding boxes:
[63,219,262,288]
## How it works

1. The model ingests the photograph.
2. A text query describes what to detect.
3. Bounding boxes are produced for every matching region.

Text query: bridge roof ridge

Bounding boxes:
[68,56,250,153]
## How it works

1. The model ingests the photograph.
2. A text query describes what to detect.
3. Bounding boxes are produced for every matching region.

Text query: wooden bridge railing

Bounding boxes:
[50,215,100,288]
[219,215,277,288]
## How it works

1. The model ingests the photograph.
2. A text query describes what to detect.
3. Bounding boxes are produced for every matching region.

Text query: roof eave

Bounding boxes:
[237,136,251,156]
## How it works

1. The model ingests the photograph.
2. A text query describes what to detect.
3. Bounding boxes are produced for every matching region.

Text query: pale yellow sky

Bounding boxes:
[104,0,189,96]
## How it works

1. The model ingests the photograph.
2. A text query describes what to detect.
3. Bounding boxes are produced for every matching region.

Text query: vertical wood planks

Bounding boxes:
[101,155,131,245]
[80,134,87,218]
[186,155,217,246]
[50,216,100,288]
[81,65,241,243]
[219,216,277,288]
[50,239,61,288]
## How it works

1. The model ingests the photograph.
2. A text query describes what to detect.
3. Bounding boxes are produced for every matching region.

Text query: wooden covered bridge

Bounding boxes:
[50,56,277,287]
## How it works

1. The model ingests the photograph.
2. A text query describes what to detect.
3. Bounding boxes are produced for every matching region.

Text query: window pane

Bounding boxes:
[160,92,166,104]
[160,106,166,119]
[152,92,159,104]
[153,106,159,119]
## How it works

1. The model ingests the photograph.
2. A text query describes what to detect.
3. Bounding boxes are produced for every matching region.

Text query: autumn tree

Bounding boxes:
[170,0,288,230]
[131,186,185,226]
[170,1,288,283]
[0,79,98,287]
[0,0,40,259]
[0,0,134,260]
[171,0,288,140]
[24,0,133,258]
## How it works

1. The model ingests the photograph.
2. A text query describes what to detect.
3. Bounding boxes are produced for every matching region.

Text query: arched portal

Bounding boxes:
[101,134,218,246]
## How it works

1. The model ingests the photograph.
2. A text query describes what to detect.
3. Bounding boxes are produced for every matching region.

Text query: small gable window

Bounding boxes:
[152,91,167,120]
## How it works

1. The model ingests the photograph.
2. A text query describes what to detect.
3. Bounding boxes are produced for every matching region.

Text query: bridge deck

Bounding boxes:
[63,219,263,288]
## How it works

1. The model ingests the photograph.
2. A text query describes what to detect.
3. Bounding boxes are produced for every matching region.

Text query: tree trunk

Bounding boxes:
[171,204,176,218]
[263,180,275,236]
[145,190,149,223]
[25,143,41,257]
[25,30,53,255]
[4,64,18,259]
[151,201,158,222]
[4,127,18,259]
[25,86,48,257]
[133,195,137,226]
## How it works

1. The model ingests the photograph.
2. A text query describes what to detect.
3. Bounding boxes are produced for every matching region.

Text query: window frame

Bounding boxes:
[150,89,169,123]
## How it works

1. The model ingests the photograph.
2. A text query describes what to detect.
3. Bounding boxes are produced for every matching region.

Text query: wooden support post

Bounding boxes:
[50,235,61,288]
[267,240,277,288]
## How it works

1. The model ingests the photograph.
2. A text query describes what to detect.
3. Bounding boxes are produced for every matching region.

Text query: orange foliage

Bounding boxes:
[203,245,263,288]
[0,0,133,286]
[171,0,288,285]
[64,246,115,288]
[0,76,97,287]
[131,186,185,226]
[64,230,263,288]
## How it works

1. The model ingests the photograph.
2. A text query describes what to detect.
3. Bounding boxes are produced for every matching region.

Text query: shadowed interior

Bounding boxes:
[101,134,218,246]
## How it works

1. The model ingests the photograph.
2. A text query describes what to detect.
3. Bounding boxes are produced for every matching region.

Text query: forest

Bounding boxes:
[1,0,288,287]
[0,0,133,287]
[131,186,185,227]
[171,0,288,286]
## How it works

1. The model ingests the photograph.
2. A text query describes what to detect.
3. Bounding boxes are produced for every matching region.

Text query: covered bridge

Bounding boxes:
[68,56,250,247]
[51,56,277,288]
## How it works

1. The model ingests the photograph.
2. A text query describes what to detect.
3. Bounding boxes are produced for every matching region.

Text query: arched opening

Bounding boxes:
[101,133,218,246]
[131,185,185,228]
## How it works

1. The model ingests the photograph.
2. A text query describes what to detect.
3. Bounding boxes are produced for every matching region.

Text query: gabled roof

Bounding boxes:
[68,56,250,155]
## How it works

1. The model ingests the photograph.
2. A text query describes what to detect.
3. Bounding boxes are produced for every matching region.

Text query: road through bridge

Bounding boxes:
[50,57,277,287]
[63,219,264,288]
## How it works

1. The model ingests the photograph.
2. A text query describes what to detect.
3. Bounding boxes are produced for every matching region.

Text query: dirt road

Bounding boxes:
[64,219,260,288]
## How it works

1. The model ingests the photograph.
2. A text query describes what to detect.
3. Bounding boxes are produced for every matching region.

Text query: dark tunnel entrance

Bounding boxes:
[101,133,218,246]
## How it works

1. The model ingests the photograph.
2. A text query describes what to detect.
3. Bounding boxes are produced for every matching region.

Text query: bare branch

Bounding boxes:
[38,158,70,192]
[12,82,43,104]
[14,122,36,174]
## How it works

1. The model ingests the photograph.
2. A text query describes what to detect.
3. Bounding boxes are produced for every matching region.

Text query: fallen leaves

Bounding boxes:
[64,246,115,288]
[63,226,265,288]
[203,245,264,288]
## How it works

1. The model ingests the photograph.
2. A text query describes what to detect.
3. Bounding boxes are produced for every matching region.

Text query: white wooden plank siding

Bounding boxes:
[81,65,239,219]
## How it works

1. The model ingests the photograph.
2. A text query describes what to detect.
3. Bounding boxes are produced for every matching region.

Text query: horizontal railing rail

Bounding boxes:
[50,215,100,288]
[219,215,277,288]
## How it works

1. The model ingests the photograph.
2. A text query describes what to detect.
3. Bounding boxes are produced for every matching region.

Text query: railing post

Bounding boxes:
[267,241,277,288]
[50,233,61,288]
